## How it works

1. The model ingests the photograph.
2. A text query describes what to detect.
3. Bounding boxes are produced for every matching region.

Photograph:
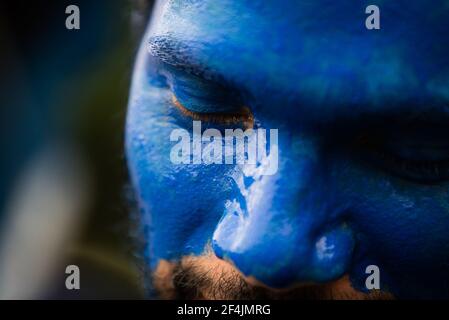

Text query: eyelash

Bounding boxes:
[171,94,254,129]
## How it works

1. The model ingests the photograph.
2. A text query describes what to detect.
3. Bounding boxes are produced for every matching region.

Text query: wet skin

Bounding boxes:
[126,0,449,298]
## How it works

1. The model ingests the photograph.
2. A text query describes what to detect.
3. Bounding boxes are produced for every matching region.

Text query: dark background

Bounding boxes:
[0,0,152,298]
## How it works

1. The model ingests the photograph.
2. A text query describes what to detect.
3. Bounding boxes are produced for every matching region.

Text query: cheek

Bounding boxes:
[126,89,241,263]
[335,159,449,294]
[337,161,449,252]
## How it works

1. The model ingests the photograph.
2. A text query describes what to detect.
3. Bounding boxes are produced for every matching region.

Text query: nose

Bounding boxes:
[212,135,354,288]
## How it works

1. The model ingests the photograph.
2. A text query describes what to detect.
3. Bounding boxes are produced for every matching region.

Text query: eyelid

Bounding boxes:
[172,94,254,129]
[356,131,449,161]
[354,132,449,183]
[163,63,244,113]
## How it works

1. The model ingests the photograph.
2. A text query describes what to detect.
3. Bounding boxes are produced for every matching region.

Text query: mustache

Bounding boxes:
[158,253,391,300]
[171,258,253,300]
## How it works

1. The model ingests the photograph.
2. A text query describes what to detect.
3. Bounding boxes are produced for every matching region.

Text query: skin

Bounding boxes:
[126,0,449,299]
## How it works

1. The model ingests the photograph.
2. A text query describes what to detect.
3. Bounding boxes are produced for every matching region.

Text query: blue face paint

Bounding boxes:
[126,0,449,298]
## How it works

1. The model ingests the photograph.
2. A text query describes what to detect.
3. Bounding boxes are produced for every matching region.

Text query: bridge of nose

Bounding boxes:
[212,136,355,288]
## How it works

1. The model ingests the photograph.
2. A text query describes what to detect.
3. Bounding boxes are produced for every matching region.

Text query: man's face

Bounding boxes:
[126,0,449,299]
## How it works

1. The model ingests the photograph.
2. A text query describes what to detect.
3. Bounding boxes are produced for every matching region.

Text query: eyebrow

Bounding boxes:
[147,36,449,122]
[148,35,224,82]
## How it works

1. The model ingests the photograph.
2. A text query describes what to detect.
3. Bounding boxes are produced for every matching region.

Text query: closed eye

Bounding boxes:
[355,126,449,184]
[171,94,254,129]
[160,63,254,129]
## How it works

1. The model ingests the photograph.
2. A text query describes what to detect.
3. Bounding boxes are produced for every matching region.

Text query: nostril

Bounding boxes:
[308,225,355,282]
[212,238,225,260]
[213,214,355,288]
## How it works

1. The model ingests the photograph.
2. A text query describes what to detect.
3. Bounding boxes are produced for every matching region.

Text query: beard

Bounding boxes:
[151,250,392,300]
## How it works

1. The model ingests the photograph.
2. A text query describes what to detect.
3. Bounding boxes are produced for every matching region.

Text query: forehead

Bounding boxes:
[150,0,449,115]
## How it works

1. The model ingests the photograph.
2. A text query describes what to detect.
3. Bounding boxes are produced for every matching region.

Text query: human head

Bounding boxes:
[127,0,449,299]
